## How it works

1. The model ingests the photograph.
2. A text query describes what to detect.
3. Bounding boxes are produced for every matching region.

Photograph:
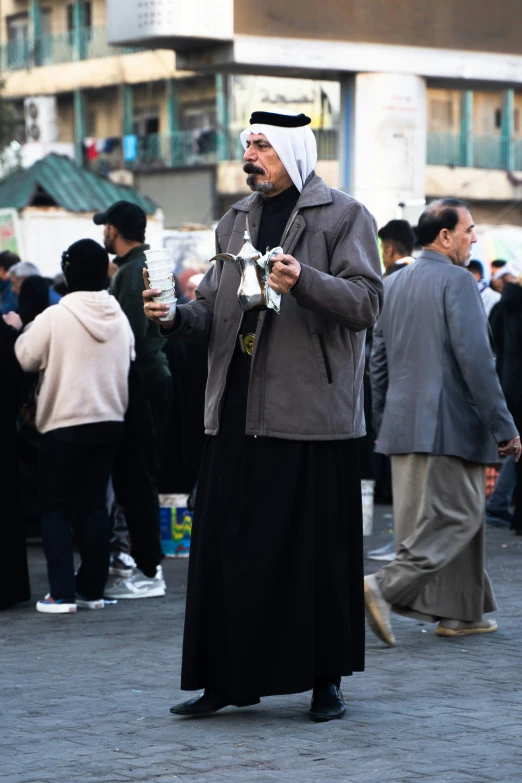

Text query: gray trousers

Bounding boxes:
[375,454,496,623]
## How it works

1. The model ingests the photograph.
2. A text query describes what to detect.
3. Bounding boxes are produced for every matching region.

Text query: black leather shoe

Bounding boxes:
[170,689,231,717]
[309,684,346,723]
[170,689,260,717]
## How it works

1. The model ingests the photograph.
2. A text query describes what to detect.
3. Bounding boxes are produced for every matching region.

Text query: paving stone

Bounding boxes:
[3,508,522,783]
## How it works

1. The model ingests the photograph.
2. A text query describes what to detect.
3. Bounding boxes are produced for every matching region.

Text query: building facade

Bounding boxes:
[107,0,522,227]
[1,0,522,228]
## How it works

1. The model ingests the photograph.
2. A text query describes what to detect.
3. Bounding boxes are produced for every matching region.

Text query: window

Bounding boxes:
[181,104,217,132]
[41,10,52,36]
[7,15,29,42]
[7,11,53,68]
[67,2,92,31]
[496,108,521,134]
[39,11,53,65]
[7,10,52,39]
[133,107,160,136]
[6,15,30,69]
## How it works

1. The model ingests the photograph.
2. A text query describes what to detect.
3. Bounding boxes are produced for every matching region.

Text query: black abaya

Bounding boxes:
[180,186,365,700]
[0,319,30,609]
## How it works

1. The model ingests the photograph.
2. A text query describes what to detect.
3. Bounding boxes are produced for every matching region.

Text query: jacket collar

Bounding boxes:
[418,249,453,265]
[114,243,150,267]
[231,172,333,213]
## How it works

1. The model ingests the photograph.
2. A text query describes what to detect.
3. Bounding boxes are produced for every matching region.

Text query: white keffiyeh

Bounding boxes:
[240,115,317,193]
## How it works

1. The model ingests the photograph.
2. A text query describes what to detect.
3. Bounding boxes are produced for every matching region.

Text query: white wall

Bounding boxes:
[426,165,522,202]
[136,169,216,228]
[20,208,164,277]
[352,72,427,228]
[226,36,522,86]
[107,0,233,45]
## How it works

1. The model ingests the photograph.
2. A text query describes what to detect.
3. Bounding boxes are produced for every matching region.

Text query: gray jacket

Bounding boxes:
[165,173,383,440]
[371,249,518,463]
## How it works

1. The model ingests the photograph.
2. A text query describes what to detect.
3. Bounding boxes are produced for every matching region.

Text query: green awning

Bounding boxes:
[0,153,158,214]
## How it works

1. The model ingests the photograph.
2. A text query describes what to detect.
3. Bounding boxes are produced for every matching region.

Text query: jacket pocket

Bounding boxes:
[318,333,333,384]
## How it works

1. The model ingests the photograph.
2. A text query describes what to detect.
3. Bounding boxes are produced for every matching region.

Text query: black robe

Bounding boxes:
[160,338,207,494]
[0,319,30,609]
[181,186,364,702]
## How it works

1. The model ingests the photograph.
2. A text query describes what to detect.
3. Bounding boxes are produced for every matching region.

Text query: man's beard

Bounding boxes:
[104,236,116,255]
[244,162,273,194]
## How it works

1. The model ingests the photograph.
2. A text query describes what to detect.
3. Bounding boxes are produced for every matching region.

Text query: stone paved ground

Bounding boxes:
[2,507,522,783]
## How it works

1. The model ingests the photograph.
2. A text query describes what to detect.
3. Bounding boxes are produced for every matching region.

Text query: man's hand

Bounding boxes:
[142,268,176,329]
[499,436,522,462]
[3,311,23,330]
[268,254,301,294]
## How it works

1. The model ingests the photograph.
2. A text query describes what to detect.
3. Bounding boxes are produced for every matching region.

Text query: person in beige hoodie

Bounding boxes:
[15,239,135,614]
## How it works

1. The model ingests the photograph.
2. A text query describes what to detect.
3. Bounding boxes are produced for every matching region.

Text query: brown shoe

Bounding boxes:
[364,575,395,647]
[435,619,498,637]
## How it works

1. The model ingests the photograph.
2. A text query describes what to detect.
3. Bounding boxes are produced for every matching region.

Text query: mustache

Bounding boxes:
[243,162,265,175]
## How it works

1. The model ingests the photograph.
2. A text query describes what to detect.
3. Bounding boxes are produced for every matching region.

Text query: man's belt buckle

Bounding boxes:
[238,333,255,356]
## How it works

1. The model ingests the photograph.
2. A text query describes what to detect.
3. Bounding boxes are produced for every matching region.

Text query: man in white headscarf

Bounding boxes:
[143,110,383,722]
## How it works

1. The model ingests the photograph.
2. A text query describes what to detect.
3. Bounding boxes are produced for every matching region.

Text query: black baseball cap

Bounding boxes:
[93,200,147,241]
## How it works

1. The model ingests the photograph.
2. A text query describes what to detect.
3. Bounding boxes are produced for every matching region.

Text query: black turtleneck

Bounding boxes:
[256,185,300,255]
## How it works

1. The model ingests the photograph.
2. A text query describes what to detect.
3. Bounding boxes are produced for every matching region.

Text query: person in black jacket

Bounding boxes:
[94,201,171,599]
[490,277,522,534]
[378,219,416,278]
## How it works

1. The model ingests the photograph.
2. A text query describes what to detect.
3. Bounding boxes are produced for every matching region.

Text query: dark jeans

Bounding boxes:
[39,432,119,602]
[109,500,131,555]
[112,373,172,577]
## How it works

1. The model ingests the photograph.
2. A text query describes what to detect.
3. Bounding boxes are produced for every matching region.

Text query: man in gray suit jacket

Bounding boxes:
[366,198,521,647]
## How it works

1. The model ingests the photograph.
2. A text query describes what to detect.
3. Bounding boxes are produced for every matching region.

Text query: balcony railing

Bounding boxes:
[86,128,340,175]
[1,26,146,71]
[427,131,522,170]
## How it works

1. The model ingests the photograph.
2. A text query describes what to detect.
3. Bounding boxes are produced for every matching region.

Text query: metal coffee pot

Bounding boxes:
[210,231,283,314]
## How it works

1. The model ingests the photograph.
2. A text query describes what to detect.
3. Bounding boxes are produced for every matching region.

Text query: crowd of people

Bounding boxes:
[2,106,522,724]
[0,205,208,613]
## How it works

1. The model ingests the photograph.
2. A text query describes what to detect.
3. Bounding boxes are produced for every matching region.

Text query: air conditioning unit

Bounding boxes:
[24,96,58,144]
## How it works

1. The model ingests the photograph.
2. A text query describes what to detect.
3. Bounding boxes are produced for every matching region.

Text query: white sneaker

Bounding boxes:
[104,566,166,599]
[109,552,136,578]
[76,595,105,610]
[367,539,396,562]
[36,595,77,614]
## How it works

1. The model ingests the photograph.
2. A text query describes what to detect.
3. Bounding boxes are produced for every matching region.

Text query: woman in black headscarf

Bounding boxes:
[16,275,52,540]
[0,316,30,608]
[490,277,522,534]
[17,275,51,327]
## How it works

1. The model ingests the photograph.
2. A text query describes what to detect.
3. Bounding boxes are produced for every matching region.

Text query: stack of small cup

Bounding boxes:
[144,249,177,322]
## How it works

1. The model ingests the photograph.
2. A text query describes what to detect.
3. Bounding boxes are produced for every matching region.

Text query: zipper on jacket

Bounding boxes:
[318,333,333,384]
[245,209,300,436]
[240,206,301,436]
